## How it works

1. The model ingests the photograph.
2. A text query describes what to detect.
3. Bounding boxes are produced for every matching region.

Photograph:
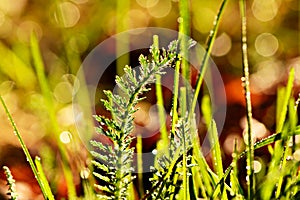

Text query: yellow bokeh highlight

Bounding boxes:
[255,33,279,57]
[252,0,279,22]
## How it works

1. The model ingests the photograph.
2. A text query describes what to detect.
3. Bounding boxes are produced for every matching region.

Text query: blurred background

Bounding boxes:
[0,0,298,198]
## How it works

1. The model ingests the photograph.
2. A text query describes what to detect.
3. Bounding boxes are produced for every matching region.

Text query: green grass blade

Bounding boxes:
[239,0,255,198]
[201,95,223,177]
[190,0,228,114]
[0,41,36,90]
[171,59,181,138]
[35,157,55,200]
[190,113,212,198]
[136,134,144,197]
[153,35,169,150]
[276,95,297,198]
[30,33,77,199]
[215,125,300,195]
[180,87,189,200]
[210,120,224,177]
[116,0,129,76]
[178,0,190,83]
[276,68,295,133]
[192,134,213,196]
[0,96,49,199]
[264,68,295,199]
[230,139,245,197]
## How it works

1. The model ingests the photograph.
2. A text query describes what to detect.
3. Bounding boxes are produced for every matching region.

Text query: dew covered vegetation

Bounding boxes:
[0,0,299,199]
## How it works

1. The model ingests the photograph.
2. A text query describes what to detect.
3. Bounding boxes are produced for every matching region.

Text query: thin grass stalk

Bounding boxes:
[136,134,144,197]
[0,96,49,199]
[190,0,228,115]
[178,0,190,83]
[239,0,255,198]
[230,139,245,198]
[116,0,129,76]
[201,96,223,177]
[35,157,55,200]
[180,87,189,200]
[30,33,77,199]
[171,59,181,139]
[153,35,169,149]
[276,68,295,133]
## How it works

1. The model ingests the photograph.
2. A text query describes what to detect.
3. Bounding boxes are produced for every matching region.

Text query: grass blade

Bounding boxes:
[214,125,300,196]
[116,0,129,76]
[190,0,228,114]
[136,134,144,197]
[0,96,49,199]
[178,0,190,83]
[276,68,295,133]
[239,0,255,198]
[171,59,181,139]
[30,33,77,199]
[0,42,36,90]
[201,95,223,177]
[153,35,169,150]
[35,157,55,200]
[180,87,189,200]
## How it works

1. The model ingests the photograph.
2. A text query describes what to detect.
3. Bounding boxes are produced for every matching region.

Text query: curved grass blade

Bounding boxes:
[190,0,228,114]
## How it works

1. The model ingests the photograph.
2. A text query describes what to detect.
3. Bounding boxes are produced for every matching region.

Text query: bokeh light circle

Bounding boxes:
[255,33,279,57]
[252,0,279,22]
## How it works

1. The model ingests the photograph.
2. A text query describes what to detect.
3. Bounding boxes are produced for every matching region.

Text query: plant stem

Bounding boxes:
[190,0,228,115]
[116,0,130,76]
[30,33,77,199]
[154,35,169,149]
[179,0,190,83]
[239,0,255,198]
[171,59,181,138]
[0,96,49,199]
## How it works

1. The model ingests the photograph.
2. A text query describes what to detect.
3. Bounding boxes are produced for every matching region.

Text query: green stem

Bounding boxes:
[153,35,169,149]
[116,0,130,76]
[0,96,49,199]
[30,33,77,199]
[239,0,255,198]
[180,87,189,200]
[179,0,190,82]
[171,59,181,138]
[190,0,228,115]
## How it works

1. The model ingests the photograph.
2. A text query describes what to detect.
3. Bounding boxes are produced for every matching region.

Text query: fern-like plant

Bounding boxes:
[90,39,179,199]
[3,166,18,200]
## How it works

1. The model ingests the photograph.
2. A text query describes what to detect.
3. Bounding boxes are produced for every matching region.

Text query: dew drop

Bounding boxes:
[80,168,90,179]
[152,149,157,155]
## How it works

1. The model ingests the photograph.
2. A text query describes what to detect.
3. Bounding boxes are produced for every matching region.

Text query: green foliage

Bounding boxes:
[0,96,54,200]
[90,39,179,199]
[3,166,18,200]
[0,0,299,199]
